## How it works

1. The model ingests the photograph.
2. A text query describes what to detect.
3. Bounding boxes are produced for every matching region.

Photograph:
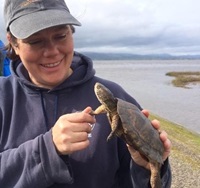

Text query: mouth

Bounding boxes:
[41,61,61,68]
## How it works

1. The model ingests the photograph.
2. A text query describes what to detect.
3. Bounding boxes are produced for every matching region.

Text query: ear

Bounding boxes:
[6,33,19,55]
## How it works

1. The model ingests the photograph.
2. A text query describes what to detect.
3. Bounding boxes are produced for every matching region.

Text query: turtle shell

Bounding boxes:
[116,98,164,164]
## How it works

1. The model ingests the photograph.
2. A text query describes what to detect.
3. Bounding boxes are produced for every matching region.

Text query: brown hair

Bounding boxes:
[5,33,19,61]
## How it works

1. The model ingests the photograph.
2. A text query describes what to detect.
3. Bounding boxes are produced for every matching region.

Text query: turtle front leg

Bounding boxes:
[90,105,107,115]
[107,114,120,141]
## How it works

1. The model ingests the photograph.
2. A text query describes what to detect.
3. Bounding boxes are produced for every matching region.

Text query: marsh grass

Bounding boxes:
[166,71,200,88]
[150,114,200,170]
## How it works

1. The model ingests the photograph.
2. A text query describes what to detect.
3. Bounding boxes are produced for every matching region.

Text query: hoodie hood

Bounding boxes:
[10,51,96,92]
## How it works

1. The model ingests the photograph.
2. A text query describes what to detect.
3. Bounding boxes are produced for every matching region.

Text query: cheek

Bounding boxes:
[18,49,41,72]
[20,51,40,65]
[13,40,38,60]
[64,39,74,54]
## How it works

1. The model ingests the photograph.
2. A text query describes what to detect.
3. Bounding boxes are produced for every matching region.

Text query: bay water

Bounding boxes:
[93,60,200,134]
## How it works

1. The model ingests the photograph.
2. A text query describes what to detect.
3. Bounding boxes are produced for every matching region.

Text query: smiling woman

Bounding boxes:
[7,25,74,89]
[0,0,172,187]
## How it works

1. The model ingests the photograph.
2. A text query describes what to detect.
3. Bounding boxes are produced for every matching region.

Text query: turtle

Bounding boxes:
[91,82,164,188]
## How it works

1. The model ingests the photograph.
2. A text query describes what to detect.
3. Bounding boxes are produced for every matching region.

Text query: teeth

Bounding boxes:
[43,62,60,68]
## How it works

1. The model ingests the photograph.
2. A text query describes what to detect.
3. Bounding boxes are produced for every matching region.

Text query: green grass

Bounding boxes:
[166,71,200,88]
[164,71,200,168]
[150,114,200,169]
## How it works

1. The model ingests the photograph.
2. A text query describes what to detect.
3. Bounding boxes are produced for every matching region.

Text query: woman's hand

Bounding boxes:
[127,109,171,170]
[52,107,96,155]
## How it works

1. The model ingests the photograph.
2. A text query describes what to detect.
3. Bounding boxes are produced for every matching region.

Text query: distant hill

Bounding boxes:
[79,52,200,60]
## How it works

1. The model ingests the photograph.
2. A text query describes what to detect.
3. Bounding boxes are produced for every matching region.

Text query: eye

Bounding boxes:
[23,38,43,46]
[54,27,71,40]
[28,40,42,45]
[55,33,67,40]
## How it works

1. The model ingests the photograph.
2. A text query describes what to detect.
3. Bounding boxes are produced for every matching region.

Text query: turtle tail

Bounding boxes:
[149,161,162,188]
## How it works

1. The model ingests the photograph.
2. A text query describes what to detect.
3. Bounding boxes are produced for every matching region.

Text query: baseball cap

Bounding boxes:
[4,0,81,39]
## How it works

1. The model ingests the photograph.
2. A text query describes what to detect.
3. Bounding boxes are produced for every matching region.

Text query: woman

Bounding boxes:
[0,0,171,187]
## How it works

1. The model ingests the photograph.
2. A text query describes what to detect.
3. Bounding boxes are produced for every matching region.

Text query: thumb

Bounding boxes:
[83,106,93,114]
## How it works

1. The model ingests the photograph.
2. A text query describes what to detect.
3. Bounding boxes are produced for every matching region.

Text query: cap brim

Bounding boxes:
[10,9,81,39]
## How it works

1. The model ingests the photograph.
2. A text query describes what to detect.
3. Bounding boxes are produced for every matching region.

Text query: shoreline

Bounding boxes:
[94,60,200,135]
[150,114,200,188]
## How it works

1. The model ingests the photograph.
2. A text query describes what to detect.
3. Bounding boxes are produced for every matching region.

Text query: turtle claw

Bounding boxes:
[107,131,115,141]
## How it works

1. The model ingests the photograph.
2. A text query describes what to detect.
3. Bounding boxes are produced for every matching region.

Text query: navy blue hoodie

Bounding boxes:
[0,52,171,187]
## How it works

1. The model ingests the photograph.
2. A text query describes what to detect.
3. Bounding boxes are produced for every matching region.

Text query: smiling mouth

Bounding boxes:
[42,61,61,68]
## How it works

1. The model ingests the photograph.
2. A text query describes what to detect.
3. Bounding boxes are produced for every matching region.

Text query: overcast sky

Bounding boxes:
[1,0,200,55]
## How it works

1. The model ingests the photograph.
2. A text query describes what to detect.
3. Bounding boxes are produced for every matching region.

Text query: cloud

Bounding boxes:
[1,0,200,55]
[67,0,200,55]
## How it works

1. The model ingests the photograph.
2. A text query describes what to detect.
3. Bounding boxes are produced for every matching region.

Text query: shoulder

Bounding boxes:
[0,76,17,97]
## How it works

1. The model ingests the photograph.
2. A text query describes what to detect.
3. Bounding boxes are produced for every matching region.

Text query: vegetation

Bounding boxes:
[166,71,200,88]
[150,114,200,169]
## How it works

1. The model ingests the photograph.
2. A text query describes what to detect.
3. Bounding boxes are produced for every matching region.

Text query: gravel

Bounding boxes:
[169,140,200,188]
[170,156,200,188]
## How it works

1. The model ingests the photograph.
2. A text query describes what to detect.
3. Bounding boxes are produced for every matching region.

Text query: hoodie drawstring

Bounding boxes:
[54,94,58,123]
[40,91,58,130]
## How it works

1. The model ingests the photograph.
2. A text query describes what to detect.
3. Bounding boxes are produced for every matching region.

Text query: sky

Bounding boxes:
[1,0,200,55]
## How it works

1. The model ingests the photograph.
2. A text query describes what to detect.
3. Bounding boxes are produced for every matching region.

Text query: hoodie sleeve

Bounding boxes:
[130,158,172,188]
[0,131,73,188]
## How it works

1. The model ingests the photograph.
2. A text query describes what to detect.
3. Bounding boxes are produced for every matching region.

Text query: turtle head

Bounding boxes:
[94,82,117,111]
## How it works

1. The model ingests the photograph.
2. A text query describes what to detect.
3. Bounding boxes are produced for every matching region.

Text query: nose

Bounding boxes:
[43,40,59,57]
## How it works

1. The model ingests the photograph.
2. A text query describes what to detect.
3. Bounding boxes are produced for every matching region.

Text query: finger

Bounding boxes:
[127,145,148,161]
[83,107,96,122]
[141,109,149,118]
[127,145,141,160]
[70,132,90,143]
[160,131,171,151]
[159,130,168,142]
[81,107,96,123]
[159,130,171,161]
[163,139,171,161]
[127,145,150,169]
[63,110,96,124]
[70,122,92,133]
[83,106,93,114]
[163,138,171,152]
[127,144,137,154]
[70,140,90,153]
[63,140,90,154]
[151,119,160,130]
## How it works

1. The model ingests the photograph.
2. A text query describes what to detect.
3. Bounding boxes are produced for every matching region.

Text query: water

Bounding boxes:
[93,60,200,134]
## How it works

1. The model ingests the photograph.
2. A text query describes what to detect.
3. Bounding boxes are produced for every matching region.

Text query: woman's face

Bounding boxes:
[13,25,74,89]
